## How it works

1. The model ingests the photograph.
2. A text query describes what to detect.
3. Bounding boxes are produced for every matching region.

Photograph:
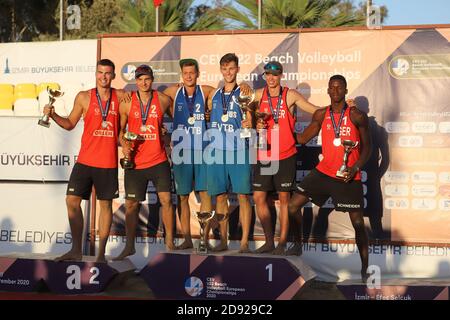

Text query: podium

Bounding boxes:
[336,279,450,300]
[140,251,316,300]
[0,253,136,295]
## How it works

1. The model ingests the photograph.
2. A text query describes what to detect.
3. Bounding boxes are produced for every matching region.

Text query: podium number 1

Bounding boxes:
[265,264,273,282]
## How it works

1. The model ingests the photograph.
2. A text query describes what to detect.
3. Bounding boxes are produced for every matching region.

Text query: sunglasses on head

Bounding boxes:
[264,63,281,71]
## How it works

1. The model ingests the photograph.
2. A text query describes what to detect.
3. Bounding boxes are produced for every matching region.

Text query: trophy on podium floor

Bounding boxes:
[120,131,138,169]
[233,91,255,138]
[255,111,270,149]
[336,139,359,178]
[38,87,64,128]
[194,211,216,254]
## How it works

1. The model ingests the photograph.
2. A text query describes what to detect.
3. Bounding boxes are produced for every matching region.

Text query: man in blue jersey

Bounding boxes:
[204,53,253,252]
[164,59,215,250]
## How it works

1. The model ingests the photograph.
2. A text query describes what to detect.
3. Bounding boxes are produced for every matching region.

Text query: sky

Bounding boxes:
[193,0,450,26]
[371,0,450,26]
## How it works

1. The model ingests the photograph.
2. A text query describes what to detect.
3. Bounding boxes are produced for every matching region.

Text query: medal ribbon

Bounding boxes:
[183,86,197,118]
[96,88,112,124]
[267,86,283,124]
[329,104,347,139]
[221,84,238,116]
[137,90,153,128]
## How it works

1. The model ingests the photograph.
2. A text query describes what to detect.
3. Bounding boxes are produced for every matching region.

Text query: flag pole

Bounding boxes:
[156,5,160,32]
[257,0,262,30]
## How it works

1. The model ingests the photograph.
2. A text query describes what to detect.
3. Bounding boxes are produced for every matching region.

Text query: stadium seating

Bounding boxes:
[0,83,14,95]
[12,83,39,116]
[14,83,37,101]
[0,92,14,116]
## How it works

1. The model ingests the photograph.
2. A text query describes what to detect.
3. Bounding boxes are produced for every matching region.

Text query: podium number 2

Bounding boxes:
[265,264,273,282]
[66,265,100,290]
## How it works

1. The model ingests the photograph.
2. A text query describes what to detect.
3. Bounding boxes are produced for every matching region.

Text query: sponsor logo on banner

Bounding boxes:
[385,198,409,210]
[390,57,410,76]
[121,61,179,83]
[398,135,423,147]
[411,185,437,197]
[438,122,450,133]
[385,171,409,183]
[439,172,450,183]
[411,122,436,133]
[384,184,409,197]
[412,199,436,211]
[184,276,204,297]
[385,122,410,133]
[412,172,437,184]
[389,54,450,79]
[439,199,450,211]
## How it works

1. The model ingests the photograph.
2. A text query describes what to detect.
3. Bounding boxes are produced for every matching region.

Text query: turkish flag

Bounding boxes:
[153,0,164,7]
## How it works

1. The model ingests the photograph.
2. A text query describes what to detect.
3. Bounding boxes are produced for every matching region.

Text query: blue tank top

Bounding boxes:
[209,86,247,150]
[172,85,206,150]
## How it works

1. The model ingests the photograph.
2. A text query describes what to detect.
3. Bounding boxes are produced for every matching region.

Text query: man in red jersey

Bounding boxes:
[113,65,175,260]
[251,61,319,255]
[288,75,371,280]
[44,59,129,263]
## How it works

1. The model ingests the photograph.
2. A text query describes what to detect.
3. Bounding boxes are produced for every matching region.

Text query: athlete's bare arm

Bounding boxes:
[296,108,327,145]
[163,86,179,116]
[116,89,132,103]
[158,91,173,117]
[46,90,89,130]
[287,89,318,115]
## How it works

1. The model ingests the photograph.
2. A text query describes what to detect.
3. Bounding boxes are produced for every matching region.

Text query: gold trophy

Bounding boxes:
[120,131,139,169]
[38,87,64,128]
[233,91,255,138]
[255,111,270,149]
[194,211,216,254]
[336,140,359,178]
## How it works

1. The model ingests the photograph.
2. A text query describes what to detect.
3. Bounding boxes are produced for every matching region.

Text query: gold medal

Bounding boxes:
[188,116,195,125]
[221,114,229,122]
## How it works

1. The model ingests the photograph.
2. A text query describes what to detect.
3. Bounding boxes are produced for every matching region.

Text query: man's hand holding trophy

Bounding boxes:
[38,86,64,128]
[335,139,359,183]
[120,131,138,169]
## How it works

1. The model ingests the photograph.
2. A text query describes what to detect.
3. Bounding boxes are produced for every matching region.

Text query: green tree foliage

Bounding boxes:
[0,0,59,42]
[222,0,388,29]
[113,0,225,33]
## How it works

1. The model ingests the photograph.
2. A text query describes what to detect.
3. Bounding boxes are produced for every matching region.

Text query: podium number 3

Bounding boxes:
[66,265,100,290]
[265,264,273,282]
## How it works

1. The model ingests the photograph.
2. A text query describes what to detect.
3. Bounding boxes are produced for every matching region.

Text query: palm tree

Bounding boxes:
[114,0,225,33]
[222,0,370,30]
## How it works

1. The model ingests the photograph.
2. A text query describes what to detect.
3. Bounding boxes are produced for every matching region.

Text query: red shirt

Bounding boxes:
[128,91,167,169]
[258,87,297,161]
[77,88,119,168]
[316,106,361,180]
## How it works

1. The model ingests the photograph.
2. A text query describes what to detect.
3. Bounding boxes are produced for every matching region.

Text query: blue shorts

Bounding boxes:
[172,149,207,195]
[206,149,251,196]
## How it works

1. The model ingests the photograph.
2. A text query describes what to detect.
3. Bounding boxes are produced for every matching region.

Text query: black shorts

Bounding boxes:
[124,160,172,201]
[67,163,119,200]
[295,168,364,212]
[252,154,296,192]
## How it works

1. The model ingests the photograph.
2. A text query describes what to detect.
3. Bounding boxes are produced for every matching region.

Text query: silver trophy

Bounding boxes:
[194,211,216,254]
[336,140,359,178]
[38,87,64,128]
[120,131,139,169]
[233,92,255,138]
[255,111,270,149]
